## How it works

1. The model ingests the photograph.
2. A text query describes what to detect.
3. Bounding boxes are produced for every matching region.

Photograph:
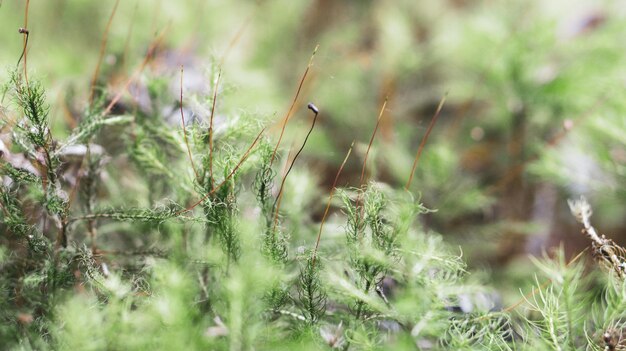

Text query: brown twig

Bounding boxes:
[120,3,138,71]
[90,0,120,104]
[271,104,319,235]
[312,141,354,268]
[569,196,626,278]
[179,66,200,180]
[16,28,29,75]
[269,45,319,167]
[22,0,30,86]
[405,93,446,190]
[359,97,388,187]
[150,0,162,35]
[218,14,253,68]
[104,25,169,116]
[208,70,222,182]
[279,146,295,179]
[16,1,31,88]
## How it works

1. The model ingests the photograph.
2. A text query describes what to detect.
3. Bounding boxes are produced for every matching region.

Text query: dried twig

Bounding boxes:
[20,0,31,87]
[569,196,626,278]
[406,93,446,190]
[359,97,388,187]
[104,25,170,116]
[312,141,354,268]
[269,45,319,167]
[208,70,221,182]
[90,0,120,104]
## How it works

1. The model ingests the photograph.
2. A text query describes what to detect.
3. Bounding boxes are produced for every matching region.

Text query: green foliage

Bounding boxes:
[254,140,275,225]
[3,66,623,350]
[0,162,40,185]
[1,1,625,350]
[203,181,241,266]
[12,74,50,149]
[0,186,35,238]
[297,254,327,325]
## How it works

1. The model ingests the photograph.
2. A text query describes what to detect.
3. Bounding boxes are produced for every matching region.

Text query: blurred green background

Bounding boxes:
[1,0,625,288]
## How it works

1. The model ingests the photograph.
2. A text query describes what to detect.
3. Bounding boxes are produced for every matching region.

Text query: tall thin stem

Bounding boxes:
[406,94,446,190]
[90,0,120,104]
[312,141,354,268]
[272,104,319,235]
[269,45,319,167]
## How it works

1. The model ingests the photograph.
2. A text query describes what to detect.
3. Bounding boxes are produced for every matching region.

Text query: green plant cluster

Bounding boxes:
[1,1,626,350]
[1,65,625,351]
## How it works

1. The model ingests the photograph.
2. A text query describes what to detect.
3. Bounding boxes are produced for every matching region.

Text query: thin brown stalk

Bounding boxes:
[104,25,169,116]
[90,0,120,104]
[176,126,267,215]
[150,0,162,35]
[405,94,447,190]
[359,97,388,187]
[269,44,319,167]
[180,66,200,180]
[120,3,138,71]
[271,105,319,235]
[312,141,354,268]
[180,9,253,186]
[21,0,30,87]
[354,98,388,240]
[208,70,222,182]
[278,146,295,182]
[206,10,253,183]
[16,29,29,75]
[218,14,253,68]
